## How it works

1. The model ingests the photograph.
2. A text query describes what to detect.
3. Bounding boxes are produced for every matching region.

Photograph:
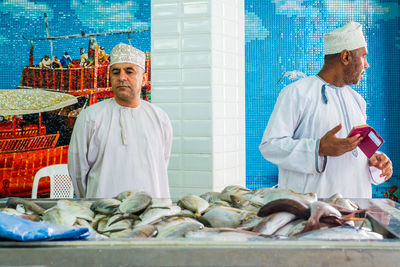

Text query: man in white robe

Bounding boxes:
[68,43,172,198]
[259,22,392,198]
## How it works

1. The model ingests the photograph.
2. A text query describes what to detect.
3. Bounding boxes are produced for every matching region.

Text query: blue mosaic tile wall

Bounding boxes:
[0,0,150,89]
[245,0,400,198]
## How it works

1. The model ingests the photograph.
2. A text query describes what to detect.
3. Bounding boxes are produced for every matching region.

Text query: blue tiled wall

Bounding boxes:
[0,0,150,89]
[1,0,399,198]
[245,0,400,197]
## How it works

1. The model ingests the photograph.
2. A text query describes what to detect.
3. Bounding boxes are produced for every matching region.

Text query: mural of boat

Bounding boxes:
[0,27,151,198]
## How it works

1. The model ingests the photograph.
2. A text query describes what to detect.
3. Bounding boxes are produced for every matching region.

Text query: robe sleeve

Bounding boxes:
[161,112,173,167]
[259,85,321,174]
[68,110,92,198]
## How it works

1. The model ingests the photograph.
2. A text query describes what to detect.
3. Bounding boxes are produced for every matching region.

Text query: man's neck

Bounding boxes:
[318,67,346,87]
[114,98,141,108]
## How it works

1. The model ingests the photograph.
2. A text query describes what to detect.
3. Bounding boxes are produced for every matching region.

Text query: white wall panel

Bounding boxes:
[152,0,245,200]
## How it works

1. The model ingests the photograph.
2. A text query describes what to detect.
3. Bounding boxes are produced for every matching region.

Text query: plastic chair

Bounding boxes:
[32,164,74,199]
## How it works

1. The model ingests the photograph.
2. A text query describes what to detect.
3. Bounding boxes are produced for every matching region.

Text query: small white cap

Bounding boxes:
[323,22,367,55]
[109,43,146,70]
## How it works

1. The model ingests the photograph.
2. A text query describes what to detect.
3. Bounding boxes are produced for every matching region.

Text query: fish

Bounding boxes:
[107,225,156,238]
[115,190,136,201]
[326,193,359,211]
[74,218,92,228]
[257,198,310,219]
[128,224,158,238]
[136,206,182,226]
[178,194,209,215]
[95,217,110,232]
[92,213,107,230]
[296,226,383,240]
[251,188,317,206]
[230,195,261,213]
[220,185,252,203]
[149,198,173,208]
[253,212,297,235]
[42,207,77,226]
[90,199,121,215]
[57,200,95,221]
[108,229,136,238]
[209,200,232,207]
[202,206,249,228]
[155,217,204,238]
[101,214,133,234]
[118,191,152,214]
[199,192,222,203]
[302,201,342,233]
[6,197,46,215]
[237,215,264,231]
[274,219,306,236]
[1,208,41,221]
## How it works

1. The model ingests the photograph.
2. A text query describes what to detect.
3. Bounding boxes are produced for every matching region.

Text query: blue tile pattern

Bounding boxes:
[245,0,400,198]
[0,0,150,89]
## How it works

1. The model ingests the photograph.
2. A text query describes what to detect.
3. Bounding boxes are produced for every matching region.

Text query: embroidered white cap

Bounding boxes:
[323,22,367,55]
[109,43,146,70]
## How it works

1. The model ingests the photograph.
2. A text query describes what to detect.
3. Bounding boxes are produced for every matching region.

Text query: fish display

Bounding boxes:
[0,187,385,241]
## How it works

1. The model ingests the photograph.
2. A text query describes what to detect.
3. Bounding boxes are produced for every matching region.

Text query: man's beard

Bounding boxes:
[344,63,361,85]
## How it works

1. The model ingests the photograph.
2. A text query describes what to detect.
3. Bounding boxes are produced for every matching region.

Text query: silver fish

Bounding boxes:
[118,191,152,214]
[209,200,232,207]
[6,197,46,215]
[115,190,136,201]
[1,208,41,221]
[128,224,158,238]
[230,195,261,213]
[92,214,107,230]
[274,219,306,236]
[220,185,252,203]
[251,188,317,206]
[90,199,121,215]
[297,226,383,240]
[102,215,132,234]
[238,215,264,231]
[326,193,359,211]
[202,206,249,228]
[155,217,204,238]
[42,207,77,226]
[178,194,209,215]
[57,200,95,221]
[74,218,92,228]
[95,217,110,232]
[136,206,182,226]
[253,212,297,235]
[150,198,173,208]
[200,192,222,203]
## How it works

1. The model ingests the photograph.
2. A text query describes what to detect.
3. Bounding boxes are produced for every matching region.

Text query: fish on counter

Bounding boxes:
[296,226,383,240]
[1,186,387,241]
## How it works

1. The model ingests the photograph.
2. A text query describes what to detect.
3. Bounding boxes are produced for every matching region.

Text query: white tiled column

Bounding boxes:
[151,0,245,201]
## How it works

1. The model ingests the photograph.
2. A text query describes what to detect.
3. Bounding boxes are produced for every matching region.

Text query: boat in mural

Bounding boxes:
[0,28,151,197]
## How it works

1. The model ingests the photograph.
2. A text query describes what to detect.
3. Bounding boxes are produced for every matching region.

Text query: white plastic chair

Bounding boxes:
[31,164,74,199]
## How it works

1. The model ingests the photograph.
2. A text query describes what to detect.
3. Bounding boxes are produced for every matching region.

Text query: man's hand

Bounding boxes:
[369,153,393,181]
[319,124,363,156]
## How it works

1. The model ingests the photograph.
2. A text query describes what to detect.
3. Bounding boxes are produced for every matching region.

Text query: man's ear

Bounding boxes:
[141,72,148,87]
[340,50,352,66]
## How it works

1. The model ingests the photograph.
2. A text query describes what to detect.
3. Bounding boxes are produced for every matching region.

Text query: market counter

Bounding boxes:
[1,198,400,267]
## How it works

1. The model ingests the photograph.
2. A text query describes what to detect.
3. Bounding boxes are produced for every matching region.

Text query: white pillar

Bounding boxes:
[151,0,245,201]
